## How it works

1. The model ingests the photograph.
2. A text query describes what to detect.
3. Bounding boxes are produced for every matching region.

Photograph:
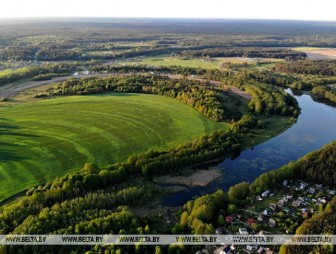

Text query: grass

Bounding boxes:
[292,47,324,52]
[292,47,336,60]
[217,57,283,64]
[241,116,293,149]
[124,56,284,70]
[127,56,221,69]
[0,93,227,201]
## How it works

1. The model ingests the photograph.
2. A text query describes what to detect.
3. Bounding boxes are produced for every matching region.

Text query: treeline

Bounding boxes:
[179,47,306,60]
[51,76,228,121]
[92,64,209,77]
[173,190,225,234]
[250,141,336,194]
[0,63,79,87]
[0,46,82,61]
[312,86,336,104]
[244,84,299,117]
[276,60,336,76]
[237,70,297,87]
[230,67,336,104]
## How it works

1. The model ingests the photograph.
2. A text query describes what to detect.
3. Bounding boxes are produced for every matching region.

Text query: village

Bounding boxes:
[197,179,336,254]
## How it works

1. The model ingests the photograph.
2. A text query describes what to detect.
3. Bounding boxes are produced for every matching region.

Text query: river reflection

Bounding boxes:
[162,89,336,206]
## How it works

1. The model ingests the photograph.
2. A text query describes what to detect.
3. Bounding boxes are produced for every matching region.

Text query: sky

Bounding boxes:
[0,0,335,21]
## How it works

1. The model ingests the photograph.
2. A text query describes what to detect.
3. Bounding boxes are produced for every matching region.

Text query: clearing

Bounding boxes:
[125,56,221,69]
[293,47,336,60]
[0,93,227,201]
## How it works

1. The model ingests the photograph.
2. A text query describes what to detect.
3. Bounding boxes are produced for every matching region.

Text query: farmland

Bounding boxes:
[0,93,226,201]
[293,47,336,60]
[124,56,284,70]
[126,56,221,69]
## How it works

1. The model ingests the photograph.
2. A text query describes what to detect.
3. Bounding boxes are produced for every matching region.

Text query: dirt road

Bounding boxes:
[0,74,112,98]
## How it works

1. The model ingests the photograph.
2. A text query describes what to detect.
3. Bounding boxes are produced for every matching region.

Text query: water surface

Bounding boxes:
[163,90,336,206]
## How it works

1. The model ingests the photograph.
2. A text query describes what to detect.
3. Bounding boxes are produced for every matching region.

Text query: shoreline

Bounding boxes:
[155,168,222,188]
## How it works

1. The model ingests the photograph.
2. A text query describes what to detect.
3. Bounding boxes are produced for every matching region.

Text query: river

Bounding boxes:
[162,89,336,206]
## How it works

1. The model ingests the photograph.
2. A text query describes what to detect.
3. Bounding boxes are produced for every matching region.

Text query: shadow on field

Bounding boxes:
[0,143,27,162]
[0,118,36,162]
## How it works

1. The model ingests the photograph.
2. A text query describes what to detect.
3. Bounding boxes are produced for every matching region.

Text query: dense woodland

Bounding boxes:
[280,196,336,254]
[276,60,336,76]
[0,63,81,87]
[1,19,336,62]
[178,47,306,60]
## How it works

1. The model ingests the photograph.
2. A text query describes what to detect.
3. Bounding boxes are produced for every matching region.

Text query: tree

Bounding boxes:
[227,204,238,215]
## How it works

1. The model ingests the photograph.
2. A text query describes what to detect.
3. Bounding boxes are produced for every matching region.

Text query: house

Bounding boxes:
[292,200,301,207]
[247,218,256,225]
[257,247,265,254]
[315,184,322,190]
[302,211,308,219]
[308,187,316,194]
[256,195,263,201]
[265,249,274,254]
[215,245,230,254]
[283,180,289,187]
[277,200,284,208]
[329,190,336,195]
[257,213,264,221]
[226,215,235,223]
[282,197,288,202]
[239,228,249,235]
[318,198,327,204]
[261,190,270,198]
[269,203,277,210]
[215,227,224,235]
[221,246,231,254]
[299,182,308,190]
[269,219,276,227]
[263,208,270,216]
[298,197,304,202]
[258,230,265,235]
[286,194,293,200]
[246,245,254,252]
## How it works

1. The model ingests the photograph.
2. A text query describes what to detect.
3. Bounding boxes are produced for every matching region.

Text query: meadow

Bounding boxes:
[293,47,336,60]
[127,56,221,69]
[0,93,227,201]
[124,56,284,70]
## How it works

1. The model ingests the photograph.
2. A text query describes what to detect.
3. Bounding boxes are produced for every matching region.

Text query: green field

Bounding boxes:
[0,93,227,201]
[125,56,284,69]
[128,56,220,69]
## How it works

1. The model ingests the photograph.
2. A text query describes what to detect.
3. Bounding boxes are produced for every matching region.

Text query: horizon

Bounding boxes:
[0,17,335,23]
